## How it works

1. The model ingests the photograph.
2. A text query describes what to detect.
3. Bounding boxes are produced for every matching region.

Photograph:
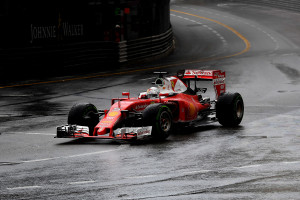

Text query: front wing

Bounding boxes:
[56,125,152,140]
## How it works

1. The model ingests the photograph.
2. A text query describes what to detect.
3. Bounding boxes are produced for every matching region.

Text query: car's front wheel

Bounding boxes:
[68,103,99,136]
[143,104,173,141]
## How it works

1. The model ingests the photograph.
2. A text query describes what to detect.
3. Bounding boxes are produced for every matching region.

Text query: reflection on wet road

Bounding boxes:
[1,1,300,199]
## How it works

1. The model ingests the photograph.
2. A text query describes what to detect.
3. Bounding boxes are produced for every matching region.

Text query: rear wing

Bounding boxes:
[177,69,226,99]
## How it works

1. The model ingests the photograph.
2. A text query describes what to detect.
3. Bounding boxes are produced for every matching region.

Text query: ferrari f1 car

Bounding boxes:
[57,69,244,141]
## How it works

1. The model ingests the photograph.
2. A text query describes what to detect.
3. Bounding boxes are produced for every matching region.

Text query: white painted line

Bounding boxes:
[6,132,56,136]
[21,145,127,164]
[67,148,122,158]
[126,170,212,180]
[126,175,157,179]
[22,158,56,163]
[281,53,297,56]
[175,5,280,52]
[233,160,300,171]
[68,180,96,185]
[247,105,300,108]
[139,77,156,81]
[246,113,278,115]
[184,170,212,174]
[25,133,56,136]
[7,186,42,190]
[234,164,262,169]
[171,14,228,49]
[281,161,300,164]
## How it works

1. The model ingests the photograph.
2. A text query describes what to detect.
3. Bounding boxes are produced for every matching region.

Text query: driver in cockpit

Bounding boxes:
[147,87,160,98]
[139,87,160,99]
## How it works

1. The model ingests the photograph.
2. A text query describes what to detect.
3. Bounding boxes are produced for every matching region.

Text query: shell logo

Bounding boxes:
[171,80,175,90]
[108,111,119,117]
[172,79,178,90]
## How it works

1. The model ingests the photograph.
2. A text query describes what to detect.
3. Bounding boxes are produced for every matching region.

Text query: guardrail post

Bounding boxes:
[118,41,128,63]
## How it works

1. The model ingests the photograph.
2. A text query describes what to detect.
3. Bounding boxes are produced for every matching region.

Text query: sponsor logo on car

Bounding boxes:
[135,104,149,110]
[185,70,213,76]
[108,111,119,117]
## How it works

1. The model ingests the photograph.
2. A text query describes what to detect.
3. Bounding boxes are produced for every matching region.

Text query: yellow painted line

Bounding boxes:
[171,9,251,57]
[0,10,250,89]
[0,65,175,89]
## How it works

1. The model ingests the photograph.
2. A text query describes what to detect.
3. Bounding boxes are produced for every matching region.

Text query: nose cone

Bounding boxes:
[96,110,121,136]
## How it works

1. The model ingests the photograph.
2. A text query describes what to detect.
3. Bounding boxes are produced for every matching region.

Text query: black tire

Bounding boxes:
[142,104,173,141]
[68,103,99,136]
[216,93,244,127]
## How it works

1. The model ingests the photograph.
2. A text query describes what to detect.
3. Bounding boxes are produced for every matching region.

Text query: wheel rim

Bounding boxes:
[236,100,243,119]
[160,111,171,132]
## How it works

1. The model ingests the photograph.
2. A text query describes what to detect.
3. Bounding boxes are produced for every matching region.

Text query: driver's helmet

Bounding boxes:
[147,87,160,98]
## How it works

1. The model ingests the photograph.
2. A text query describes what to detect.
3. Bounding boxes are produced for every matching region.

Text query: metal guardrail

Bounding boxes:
[0,28,174,80]
[229,0,300,12]
[118,28,174,63]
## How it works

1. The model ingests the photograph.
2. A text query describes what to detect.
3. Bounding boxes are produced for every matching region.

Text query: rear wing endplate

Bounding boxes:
[177,69,226,99]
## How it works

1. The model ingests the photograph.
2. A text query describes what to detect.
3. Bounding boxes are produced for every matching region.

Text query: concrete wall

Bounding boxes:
[0,0,171,48]
[0,0,173,82]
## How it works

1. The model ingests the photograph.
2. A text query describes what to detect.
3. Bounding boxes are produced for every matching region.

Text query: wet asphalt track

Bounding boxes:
[1,1,300,199]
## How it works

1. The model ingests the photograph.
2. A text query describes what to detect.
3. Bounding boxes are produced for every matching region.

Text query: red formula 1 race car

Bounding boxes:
[57,69,244,141]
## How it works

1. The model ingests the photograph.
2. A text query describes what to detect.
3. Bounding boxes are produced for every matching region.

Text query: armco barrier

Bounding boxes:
[118,28,174,63]
[0,28,174,81]
[229,0,300,12]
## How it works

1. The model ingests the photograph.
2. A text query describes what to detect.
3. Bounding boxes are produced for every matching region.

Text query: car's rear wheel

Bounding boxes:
[68,103,99,136]
[143,104,173,141]
[216,93,244,127]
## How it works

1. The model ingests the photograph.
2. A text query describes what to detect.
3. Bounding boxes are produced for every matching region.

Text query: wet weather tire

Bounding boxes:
[68,103,99,136]
[216,93,244,127]
[143,104,173,141]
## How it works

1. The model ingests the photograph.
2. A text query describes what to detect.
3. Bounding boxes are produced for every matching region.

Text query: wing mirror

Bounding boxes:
[122,92,130,98]
[159,93,169,97]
